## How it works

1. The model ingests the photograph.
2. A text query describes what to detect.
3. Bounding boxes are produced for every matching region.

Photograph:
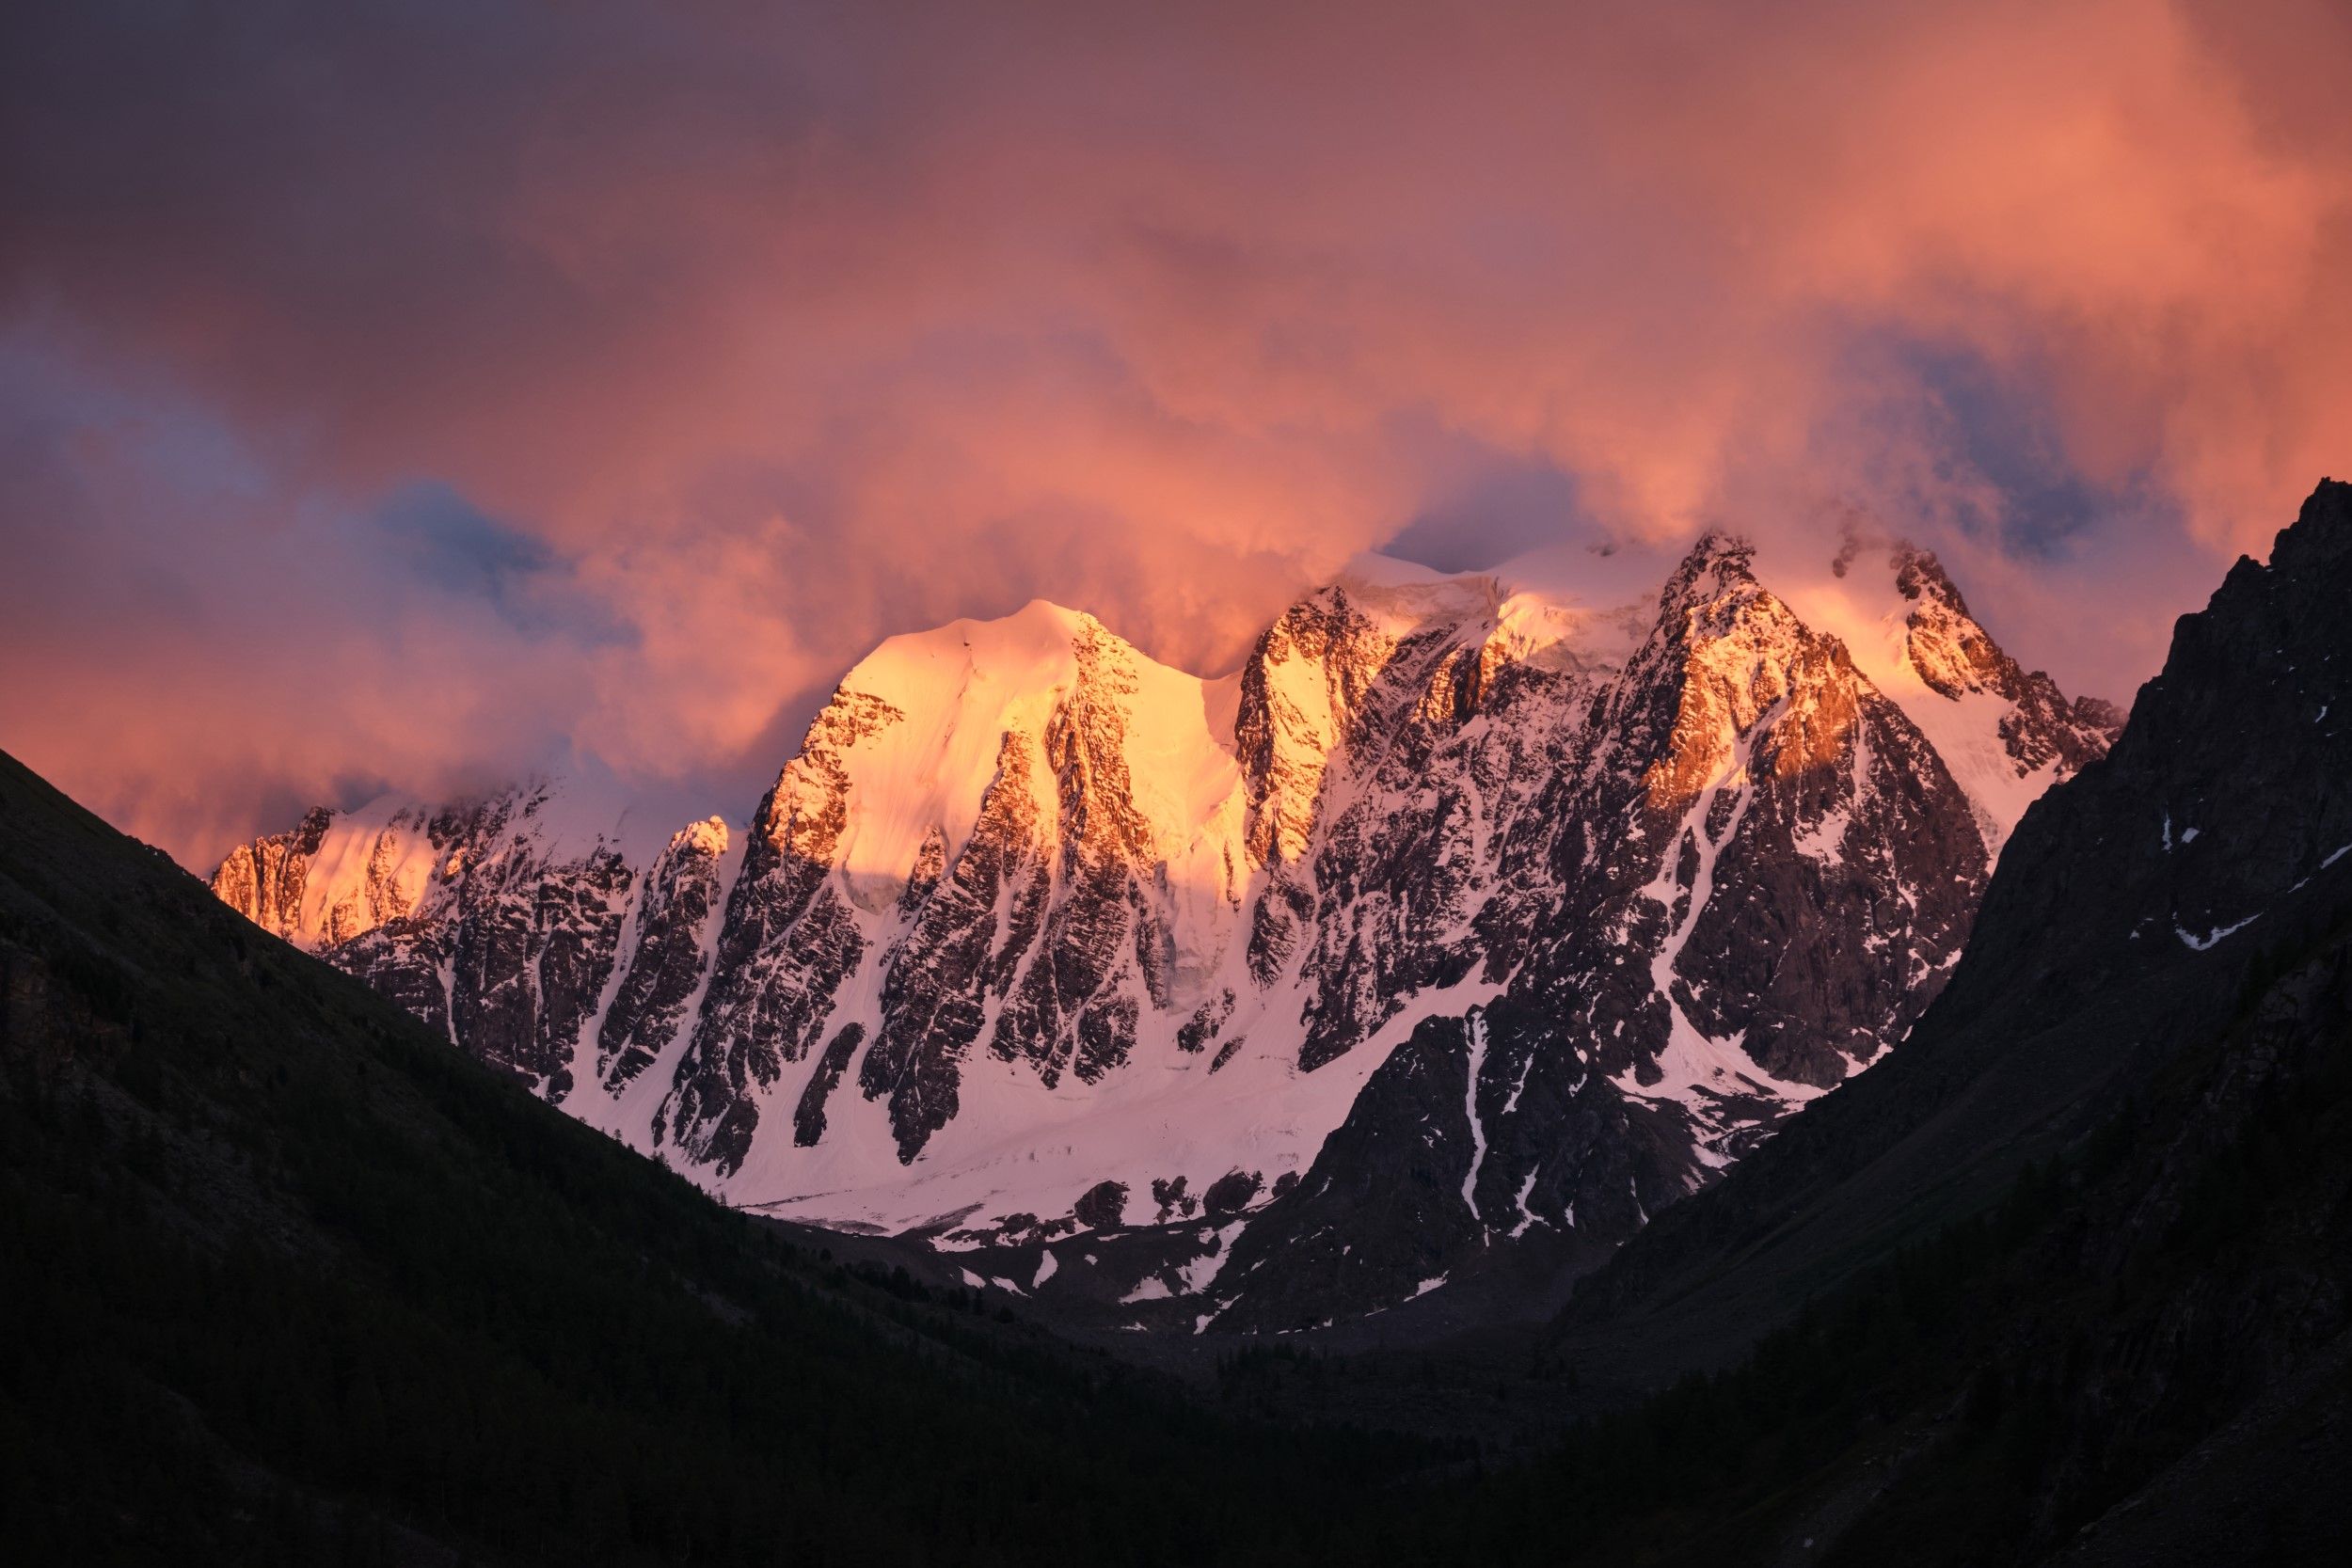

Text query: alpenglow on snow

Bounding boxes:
[213,533,2116,1327]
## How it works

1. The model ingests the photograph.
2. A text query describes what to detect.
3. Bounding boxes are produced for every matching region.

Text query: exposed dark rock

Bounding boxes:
[861,730,1050,1161]
[1073,1180,1129,1229]
[792,1023,864,1148]
[1211,535,2002,1327]
[597,818,726,1090]
[1516,482,2352,1564]
[1152,1175,1195,1221]
[662,692,896,1173]
[1201,1169,1263,1216]
[1176,989,1234,1053]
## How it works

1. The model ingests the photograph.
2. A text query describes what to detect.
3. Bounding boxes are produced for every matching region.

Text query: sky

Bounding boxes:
[5,0,2350,868]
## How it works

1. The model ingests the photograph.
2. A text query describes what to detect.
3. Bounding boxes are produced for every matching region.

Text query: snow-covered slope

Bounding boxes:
[1772,540,2117,852]
[211,530,2118,1328]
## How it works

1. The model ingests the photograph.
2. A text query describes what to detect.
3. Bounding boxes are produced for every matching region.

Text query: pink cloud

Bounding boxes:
[3,0,2347,863]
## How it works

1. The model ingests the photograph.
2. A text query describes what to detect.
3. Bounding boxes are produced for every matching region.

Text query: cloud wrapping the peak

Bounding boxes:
[3,0,2347,863]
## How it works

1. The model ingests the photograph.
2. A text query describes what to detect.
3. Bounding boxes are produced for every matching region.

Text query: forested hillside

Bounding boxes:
[0,748,1415,1565]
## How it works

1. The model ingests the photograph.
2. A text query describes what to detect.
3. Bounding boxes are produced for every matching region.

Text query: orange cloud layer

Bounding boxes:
[3,0,2347,864]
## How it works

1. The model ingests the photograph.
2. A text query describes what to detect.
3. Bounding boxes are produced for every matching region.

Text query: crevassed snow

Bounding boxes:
[1342,547,1652,673]
[1332,553,1502,635]
[1489,536,1692,617]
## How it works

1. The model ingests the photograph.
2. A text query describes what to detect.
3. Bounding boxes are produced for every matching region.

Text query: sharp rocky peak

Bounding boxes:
[1665,529,1762,596]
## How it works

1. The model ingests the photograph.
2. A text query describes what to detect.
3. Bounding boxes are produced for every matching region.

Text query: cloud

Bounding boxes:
[369,482,634,645]
[3,0,2348,864]
[0,335,621,862]
[1380,436,1591,576]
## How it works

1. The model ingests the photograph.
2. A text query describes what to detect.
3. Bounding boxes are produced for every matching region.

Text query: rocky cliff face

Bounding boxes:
[1884,543,2119,830]
[209,531,2117,1329]
[596,818,727,1094]
[207,806,335,940]
[211,784,641,1100]
[1204,538,2000,1329]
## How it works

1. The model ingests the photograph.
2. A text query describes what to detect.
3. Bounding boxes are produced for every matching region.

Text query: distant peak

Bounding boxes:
[1888,544,1972,619]
[667,816,728,859]
[1331,550,1497,595]
[907,596,1098,642]
[293,806,337,854]
[847,597,1102,680]
[1688,526,1755,559]
[977,597,1095,638]
[1662,530,1758,605]
[1270,552,1508,644]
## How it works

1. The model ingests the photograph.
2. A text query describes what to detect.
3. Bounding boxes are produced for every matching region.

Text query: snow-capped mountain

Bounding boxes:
[211,531,2116,1328]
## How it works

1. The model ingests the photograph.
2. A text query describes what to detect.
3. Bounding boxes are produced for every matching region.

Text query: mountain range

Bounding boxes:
[211,531,2119,1330]
[12,481,2352,1564]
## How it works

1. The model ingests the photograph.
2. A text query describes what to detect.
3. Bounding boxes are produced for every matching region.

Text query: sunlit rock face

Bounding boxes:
[1212,538,1993,1330]
[211,533,2116,1329]
[246,786,639,1100]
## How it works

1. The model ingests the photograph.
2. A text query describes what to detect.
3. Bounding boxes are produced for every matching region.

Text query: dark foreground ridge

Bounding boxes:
[0,747,1422,1565]
[1518,479,2352,1560]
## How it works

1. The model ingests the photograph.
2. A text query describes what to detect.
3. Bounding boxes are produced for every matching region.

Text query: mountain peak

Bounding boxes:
[1887,541,1970,617]
[844,597,1096,696]
[1768,535,2114,848]
[1687,526,1756,562]
[1661,530,1761,610]
[2270,475,2352,574]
